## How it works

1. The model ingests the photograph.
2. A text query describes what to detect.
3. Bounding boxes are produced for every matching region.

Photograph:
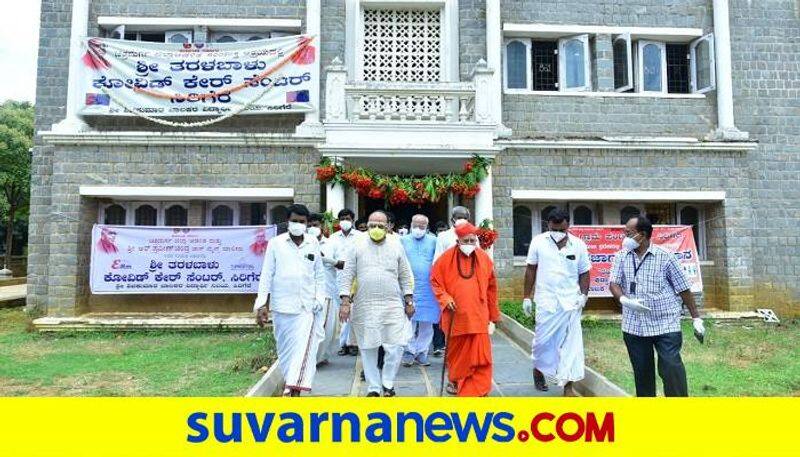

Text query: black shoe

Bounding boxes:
[382,386,396,397]
[348,346,359,356]
[432,348,444,357]
[337,346,348,356]
[533,369,549,392]
[360,370,365,381]
[366,391,380,397]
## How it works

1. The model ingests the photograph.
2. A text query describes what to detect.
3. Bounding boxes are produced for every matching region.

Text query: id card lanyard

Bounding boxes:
[629,251,650,295]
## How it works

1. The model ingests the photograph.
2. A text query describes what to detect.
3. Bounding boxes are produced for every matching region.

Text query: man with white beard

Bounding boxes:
[338,210,415,397]
[522,208,591,397]
[254,204,327,396]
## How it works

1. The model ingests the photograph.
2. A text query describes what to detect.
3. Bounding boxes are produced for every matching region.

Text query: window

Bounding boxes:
[666,43,690,93]
[103,204,127,225]
[513,205,533,256]
[619,205,641,224]
[210,32,270,43]
[531,41,559,91]
[504,37,590,92]
[636,41,666,93]
[134,204,159,226]
[360,8,442,82]
[116,27,193,43]
[166,31,192,44]
[612,33,633,92]
[504,40,530,90]
[558,35,591,91]
[690,34,716,93]
[164,204,188,226]
[208,203,237,226]
[572,205,595,225]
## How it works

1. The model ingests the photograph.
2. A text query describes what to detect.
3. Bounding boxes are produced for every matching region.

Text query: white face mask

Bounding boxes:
[398,228,409,236]
[288,221,306,237]
[549,231,567,243]
[411,227,426,239]
[307,226,322,238]
[622,236,640,251]
[339,220,352,232]
[453,218,468,227]
[459,244,476,256]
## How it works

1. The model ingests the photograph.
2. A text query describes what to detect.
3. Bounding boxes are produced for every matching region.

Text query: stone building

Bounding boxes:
[29,0,799,319]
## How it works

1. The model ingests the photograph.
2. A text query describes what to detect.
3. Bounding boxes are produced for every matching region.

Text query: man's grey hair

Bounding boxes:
[411,214,429,225]
[451,206,470,220]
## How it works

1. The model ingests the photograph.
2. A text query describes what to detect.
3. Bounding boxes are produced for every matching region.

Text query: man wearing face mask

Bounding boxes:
[400,214,439,367]
[338,211,415,397]
[522,209,591,396]
[609,215,704,397]
[254,204,327,396]
[329,209,362,357]
[307,213,338,366]
[430,222,500,396]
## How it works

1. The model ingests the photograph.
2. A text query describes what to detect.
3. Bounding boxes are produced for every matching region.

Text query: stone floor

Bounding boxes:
[310,330,564,397]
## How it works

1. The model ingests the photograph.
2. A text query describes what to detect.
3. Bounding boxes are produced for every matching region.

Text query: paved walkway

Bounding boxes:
[310,330,563,397]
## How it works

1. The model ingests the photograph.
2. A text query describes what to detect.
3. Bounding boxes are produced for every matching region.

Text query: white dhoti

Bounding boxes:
[272,310,324,392]
[532,306,585,386]
[316,298,340,364]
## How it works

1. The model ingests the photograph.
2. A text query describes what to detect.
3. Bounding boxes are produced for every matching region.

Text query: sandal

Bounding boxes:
[533,370,549,392]
[337,346,348,356]
[446,381,458,395]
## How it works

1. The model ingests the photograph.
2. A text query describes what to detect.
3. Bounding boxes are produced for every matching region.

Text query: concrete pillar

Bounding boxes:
[52,0,91,133]
[711,0,749,141]
[474,164,493,226]
[325,157,345,215]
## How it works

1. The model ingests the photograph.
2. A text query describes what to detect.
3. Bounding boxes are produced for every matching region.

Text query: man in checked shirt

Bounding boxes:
[609,215,706,397]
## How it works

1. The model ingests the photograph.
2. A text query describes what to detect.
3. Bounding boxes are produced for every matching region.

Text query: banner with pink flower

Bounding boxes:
[90,225,276,294]
[78,34,317,117]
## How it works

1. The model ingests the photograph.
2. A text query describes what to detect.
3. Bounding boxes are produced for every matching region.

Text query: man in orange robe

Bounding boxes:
[430,222,500,397]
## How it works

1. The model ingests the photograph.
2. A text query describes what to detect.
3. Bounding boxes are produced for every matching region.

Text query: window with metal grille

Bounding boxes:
[531,41,558,91]
[666,43,690,93]
[361,8,442,82]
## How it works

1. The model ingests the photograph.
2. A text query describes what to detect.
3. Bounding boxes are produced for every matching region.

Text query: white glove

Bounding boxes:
[619,296,651,313]
[487,321,496,335]
[576,294,588,309]
[693,317,705,335]
[522,298,533,317]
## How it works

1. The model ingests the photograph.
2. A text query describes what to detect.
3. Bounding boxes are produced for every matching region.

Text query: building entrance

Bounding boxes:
[359,195,449,232]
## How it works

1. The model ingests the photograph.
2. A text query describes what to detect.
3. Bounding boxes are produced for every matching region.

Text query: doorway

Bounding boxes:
[359,196,449,231]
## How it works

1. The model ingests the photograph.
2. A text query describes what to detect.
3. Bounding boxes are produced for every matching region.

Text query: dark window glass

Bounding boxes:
[165,205,188,226]
[250,203,267,225]
[531,41,558,91]
[139,33,166,43]
[666,43,690,93]
[104,204,126,225]
[211,205,234,226]
[513,206,533,256]
[680,206,701,247]
[573,205,593,225]
[613,39,629,90]
[135,205,158,226]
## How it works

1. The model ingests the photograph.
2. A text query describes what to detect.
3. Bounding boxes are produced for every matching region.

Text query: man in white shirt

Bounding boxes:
[254,204,327,397]
[308,213,338,366]
[328,208,362,356]
[433,206,471,261]
[522,209,591,396]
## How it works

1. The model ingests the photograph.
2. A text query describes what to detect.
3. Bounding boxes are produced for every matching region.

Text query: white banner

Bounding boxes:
[90,225,276,294]
[78,34,317,117]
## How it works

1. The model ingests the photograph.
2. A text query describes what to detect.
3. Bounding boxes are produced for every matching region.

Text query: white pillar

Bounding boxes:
[296,0,325,137]
[711,0,748,141]
[474,164,494,257]
[485,0,512,137]
[52,0,91,133]
[474,164,493,227]
[324,56,348,123]
[325,157,345,215]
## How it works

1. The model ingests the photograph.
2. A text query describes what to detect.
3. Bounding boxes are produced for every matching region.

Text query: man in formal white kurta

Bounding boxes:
[339,210,415,397]
[255,204,327,396]
[308,212,338,365]
[522,209,591,396]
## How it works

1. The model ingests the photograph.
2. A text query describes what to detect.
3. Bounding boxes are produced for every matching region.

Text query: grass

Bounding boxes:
[0,307,275,396]
[500,301,800,397]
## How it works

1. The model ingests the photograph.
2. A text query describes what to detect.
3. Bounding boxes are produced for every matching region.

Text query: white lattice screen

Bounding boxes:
[361,8,442,82]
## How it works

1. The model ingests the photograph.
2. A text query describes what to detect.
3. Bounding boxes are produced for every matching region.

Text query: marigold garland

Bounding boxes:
[315,155,492,205]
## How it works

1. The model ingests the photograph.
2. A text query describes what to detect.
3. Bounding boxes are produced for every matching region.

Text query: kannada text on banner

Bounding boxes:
[569,225,703,297]
[79,34,317,117]
[90,225,276,294]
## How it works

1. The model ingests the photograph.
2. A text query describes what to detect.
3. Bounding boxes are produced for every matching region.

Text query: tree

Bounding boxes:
[0,101,33,273]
